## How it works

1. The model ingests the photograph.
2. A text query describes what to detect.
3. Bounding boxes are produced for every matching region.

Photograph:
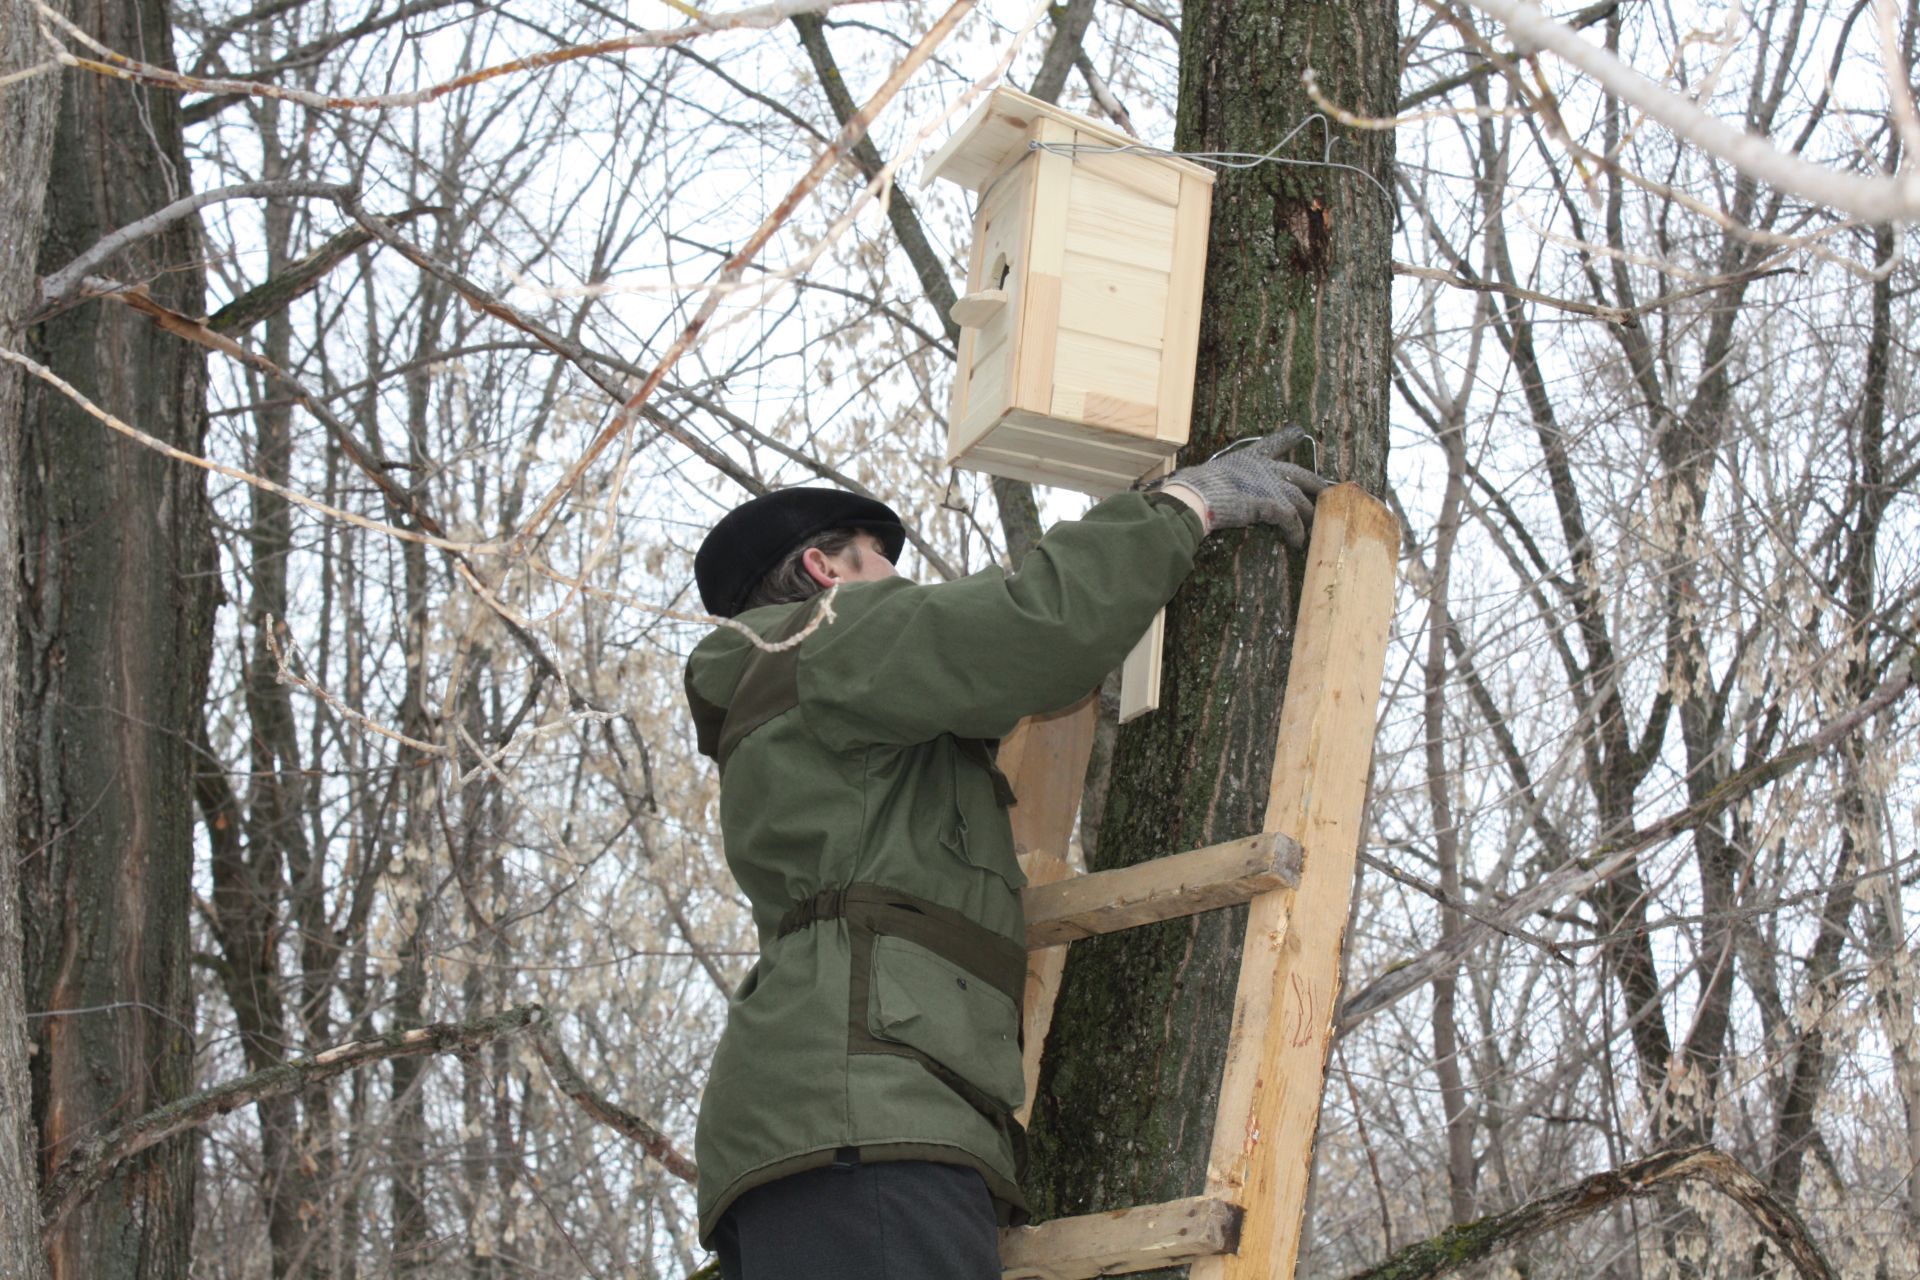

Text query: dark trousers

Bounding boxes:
[714,1150,1000,1280]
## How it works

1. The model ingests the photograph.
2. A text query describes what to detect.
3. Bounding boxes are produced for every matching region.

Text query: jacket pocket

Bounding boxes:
[866,934,1025,1112]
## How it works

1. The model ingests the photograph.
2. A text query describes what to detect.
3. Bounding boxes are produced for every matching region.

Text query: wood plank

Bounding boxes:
[998,696,1100,1127]
[947,319,977,431]
[1117,608,1165,723]
[955,445,1141,495]
[1058,250,1170,352]
[950,352,1011,459]
[1011,272,1062,416]
[1083,392,1159,433]
[1155,172,1213,444]
[1190,484,1398,1280]
[978,417,1164,471]
[1026,116,1075,277]
[1053,328,1162,409]
[969,317,1012,377]
[1011,116,1073,416]
[923,93,1040,192]
[1022,831,1301,948]
[1070,131,1183,205]
[978,149,1036,224]
[948,160,1029,453]
[1001,1196,1241,1280]
[961,409,1180,491]
[1065,169,1178,273]
[961,436,1167,494]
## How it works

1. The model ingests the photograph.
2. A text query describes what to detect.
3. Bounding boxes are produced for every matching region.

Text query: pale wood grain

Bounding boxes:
[1022,831,1301,948]
[931,87,1210,494]
[1117,609,1165,723]
[1000,1195,1241,1280]
[1156,173,1214,442]
[951,288,1009,328]
[1190,483,1398,1280]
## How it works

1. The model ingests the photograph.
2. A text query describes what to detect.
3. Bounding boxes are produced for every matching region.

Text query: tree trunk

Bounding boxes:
[16,0,216,1274]
[1022,0,1395,1265]
[0,3,68,1277]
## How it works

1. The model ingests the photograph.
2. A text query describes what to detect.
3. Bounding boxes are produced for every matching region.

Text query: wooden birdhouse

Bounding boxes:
[925,87,1216,495]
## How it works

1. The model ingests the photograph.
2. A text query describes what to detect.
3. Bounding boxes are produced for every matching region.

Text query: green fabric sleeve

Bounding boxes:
[798,490,1203,747]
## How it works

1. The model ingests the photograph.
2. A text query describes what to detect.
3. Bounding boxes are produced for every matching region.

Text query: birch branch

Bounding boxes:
[39,1006,543,1241]
[1345,1145,1834,1280]
[1462,0,1920,224]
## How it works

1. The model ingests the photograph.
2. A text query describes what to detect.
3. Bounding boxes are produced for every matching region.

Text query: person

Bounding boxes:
[683,430,1327,1280]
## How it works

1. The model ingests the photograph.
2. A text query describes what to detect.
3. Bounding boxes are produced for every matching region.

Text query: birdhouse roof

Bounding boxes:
[922,86,1215,192]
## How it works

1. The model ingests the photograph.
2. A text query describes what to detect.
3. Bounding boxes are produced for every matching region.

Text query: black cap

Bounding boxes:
[694,487,907,617]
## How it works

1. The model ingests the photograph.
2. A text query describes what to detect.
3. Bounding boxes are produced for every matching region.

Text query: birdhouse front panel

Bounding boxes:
[927,89,1215,495]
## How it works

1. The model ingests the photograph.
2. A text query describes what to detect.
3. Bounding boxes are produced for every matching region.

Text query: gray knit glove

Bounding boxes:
[1157,427,1328,545]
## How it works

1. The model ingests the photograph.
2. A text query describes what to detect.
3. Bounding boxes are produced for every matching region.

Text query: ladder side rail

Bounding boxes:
[1190,483,1399,1280]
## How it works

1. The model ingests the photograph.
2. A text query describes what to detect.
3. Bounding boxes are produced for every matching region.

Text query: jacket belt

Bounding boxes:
[777,882,1025,1005]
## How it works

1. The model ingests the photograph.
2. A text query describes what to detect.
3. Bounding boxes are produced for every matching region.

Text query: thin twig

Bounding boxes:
[3,346,841,655]
[1,346,494,553]
[1392,260,1633,325]
[1339,653,1918,1035]
[263,618,445,755]
[1359,852,1573,965]
[0,57,59,88]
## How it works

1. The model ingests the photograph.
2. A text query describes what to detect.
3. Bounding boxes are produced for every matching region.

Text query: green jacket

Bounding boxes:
[682,490,1203,1243]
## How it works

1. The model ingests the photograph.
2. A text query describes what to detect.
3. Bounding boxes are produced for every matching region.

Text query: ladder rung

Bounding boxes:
[999,1195,1241,1279]
[1022,832,1301,949]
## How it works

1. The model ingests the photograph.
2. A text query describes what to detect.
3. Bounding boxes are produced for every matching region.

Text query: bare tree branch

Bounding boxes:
[1339,653,1919,1035]
[39,1006,543,1242]
[1464,0,1920,223]
[1345,1145,1835,1280]
[37,180,354,308]
[36,0,896,112]
[532,1019,698,1184]
[206,204,440,333]
[1028,0,1093,103]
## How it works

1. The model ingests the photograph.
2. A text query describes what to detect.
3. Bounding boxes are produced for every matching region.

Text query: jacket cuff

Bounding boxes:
[1142,488,1208,542]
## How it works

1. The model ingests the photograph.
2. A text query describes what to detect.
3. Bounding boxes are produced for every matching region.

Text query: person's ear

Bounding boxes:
[801,545,837,588]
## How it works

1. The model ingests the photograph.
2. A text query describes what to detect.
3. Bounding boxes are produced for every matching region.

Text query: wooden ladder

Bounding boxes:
[994,484,1398,1280]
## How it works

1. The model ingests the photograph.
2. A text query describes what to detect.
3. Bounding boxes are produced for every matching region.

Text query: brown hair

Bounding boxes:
[737,528,864,612]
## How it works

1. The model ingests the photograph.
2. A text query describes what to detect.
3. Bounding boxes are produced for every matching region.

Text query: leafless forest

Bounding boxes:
[0,0,1916,1275]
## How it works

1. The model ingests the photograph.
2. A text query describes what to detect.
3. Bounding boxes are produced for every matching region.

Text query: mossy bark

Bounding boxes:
[16,0,216,1274]
[1021,0,1396,1264]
